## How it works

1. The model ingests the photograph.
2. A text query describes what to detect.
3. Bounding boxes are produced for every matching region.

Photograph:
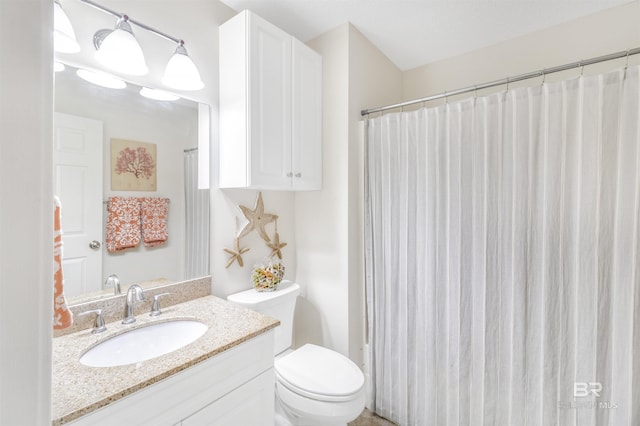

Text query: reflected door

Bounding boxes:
[53,112,103,297]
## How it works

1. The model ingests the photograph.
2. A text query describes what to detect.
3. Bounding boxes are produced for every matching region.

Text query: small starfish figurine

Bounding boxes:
[223,237,250,268]
[238,192,278,242]
[267,231,288,260]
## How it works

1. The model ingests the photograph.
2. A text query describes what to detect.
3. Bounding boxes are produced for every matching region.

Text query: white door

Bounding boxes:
[53,112,103,297]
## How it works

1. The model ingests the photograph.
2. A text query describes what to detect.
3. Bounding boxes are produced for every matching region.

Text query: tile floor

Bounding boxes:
[349,408,397,426]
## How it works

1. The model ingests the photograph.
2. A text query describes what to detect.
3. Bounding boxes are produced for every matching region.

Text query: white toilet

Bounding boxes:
[227,281,365,426]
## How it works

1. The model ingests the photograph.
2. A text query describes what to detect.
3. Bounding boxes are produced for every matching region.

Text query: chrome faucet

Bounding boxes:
[122,284,145,324]
[105,274,121,295]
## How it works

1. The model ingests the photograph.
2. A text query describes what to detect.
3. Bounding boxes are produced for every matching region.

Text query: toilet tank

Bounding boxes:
[227,281,300,355]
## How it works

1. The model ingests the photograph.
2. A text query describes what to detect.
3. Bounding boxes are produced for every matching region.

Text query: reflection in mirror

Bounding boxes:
[54,63,210,304]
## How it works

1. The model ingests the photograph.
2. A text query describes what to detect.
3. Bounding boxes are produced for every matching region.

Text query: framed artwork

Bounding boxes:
[111,138,157,191]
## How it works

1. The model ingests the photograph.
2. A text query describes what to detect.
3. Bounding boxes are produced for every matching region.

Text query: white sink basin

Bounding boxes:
[80,319,208,367]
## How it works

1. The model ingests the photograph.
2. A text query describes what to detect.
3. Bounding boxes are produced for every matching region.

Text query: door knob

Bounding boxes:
[89,240,101,250]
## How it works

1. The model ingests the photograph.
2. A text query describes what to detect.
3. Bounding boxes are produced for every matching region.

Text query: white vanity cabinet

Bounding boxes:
[219,10,322,190]
[69,331,275,426]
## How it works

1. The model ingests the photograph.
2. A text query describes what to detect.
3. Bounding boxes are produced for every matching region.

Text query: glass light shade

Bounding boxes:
[162,44,204,91]
[95,19,148,76]
[76,69,126,89]
[53,2,80,53]
[140,87,180,101]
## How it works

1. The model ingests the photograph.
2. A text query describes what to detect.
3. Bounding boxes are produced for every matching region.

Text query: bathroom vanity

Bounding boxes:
[51,295,279,425]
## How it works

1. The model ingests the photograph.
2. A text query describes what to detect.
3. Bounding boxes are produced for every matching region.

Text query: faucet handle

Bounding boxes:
[78,309,107,334]
[150,293,172,317]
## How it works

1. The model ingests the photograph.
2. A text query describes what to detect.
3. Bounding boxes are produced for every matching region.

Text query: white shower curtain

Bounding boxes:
[184,149,210,279]
[365,66,640,426]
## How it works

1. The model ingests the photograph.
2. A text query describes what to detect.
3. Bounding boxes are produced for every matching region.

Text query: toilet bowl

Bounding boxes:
[275,343,365,425]
[227,281,365,425]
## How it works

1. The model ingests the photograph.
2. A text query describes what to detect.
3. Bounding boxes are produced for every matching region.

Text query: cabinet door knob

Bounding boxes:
[287,172,293,177]
[295,173,302,178]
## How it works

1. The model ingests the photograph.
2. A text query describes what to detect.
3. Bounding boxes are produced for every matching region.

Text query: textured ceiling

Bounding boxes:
[219,0,632,70]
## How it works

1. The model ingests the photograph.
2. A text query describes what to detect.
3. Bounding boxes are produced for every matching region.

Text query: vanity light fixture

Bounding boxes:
[53,0,80,53]
[73,0,205,90]
[76,68,126,89]
[162,41,205,91]
[140,87,180,101]
[94,15,148,76]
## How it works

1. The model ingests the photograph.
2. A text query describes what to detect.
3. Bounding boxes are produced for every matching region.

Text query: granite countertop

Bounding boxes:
[51,295,279,425]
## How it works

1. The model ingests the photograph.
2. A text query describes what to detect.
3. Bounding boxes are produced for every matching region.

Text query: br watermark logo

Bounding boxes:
[557,382,618,410]
[574,382,602,398]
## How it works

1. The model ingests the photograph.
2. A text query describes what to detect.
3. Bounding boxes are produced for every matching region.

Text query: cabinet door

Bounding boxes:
[291,39,322,190]
[181,369,275,426]
[248,13,292,189]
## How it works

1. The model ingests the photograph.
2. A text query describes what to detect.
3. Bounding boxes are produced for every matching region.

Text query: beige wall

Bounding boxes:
[346,26,403,365]
[296,24,351,354]
[403,0,640,103]
[0,0,53,423]
[296,24,402,367]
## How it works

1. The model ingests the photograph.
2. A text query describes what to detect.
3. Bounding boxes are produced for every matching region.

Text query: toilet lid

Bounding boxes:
[275,344,364,401]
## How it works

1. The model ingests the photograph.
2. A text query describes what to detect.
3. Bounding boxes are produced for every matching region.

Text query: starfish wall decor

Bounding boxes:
[238,192,278,242]
[266,220,288,259]
[224,192,288,268]
[223,237,250,268]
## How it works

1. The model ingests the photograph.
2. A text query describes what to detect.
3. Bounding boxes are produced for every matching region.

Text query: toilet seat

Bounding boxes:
[275,344,365,403]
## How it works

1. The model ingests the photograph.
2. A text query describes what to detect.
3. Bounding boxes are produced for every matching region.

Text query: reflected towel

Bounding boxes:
[106,196,141,252]
[141,197,169,247]
[53,196,73,330]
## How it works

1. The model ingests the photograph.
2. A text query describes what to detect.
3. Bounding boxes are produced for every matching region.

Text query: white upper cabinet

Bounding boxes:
[219,10,322,190]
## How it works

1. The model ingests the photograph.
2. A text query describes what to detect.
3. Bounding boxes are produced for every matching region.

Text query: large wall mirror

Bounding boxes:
[54,63,210,304]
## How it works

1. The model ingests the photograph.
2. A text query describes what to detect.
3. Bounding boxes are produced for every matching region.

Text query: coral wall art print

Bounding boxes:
[111,138,157,191]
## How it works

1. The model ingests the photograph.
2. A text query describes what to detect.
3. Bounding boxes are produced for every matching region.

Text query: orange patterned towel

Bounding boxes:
[54,196,73,330]
[106,196,141,252]
[141,197,169,247]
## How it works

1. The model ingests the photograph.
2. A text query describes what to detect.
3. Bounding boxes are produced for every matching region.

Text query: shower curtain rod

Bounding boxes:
[361,47,640,116]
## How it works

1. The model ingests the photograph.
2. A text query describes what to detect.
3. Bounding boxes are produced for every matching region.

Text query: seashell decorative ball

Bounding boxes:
[252,260,285,292]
